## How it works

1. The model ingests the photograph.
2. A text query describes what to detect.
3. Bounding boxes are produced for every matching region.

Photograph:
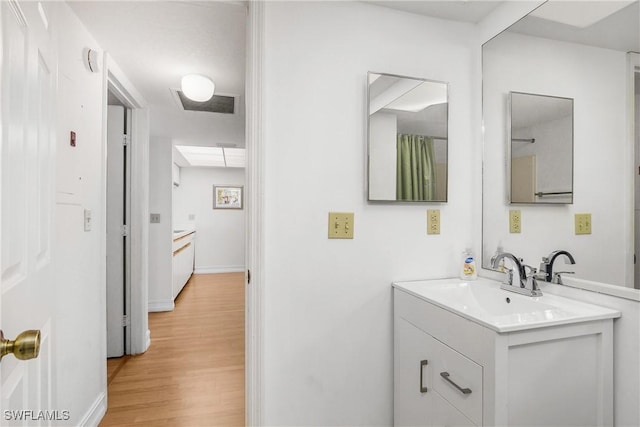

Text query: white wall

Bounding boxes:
[368,112,397,200]
[513,115,573,203]
[148,136,173,310]
[262,2,475,424]
[482,32,628,285]
[173,167,245,272]
[52,3,107,424]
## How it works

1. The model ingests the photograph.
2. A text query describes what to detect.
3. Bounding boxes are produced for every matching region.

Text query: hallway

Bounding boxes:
[100,273,245,426]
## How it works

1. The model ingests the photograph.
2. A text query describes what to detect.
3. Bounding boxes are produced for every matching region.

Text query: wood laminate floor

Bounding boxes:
[100,272,245,426]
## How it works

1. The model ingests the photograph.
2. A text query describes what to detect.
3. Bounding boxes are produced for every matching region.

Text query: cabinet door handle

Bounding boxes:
[420,360,428,393]
[440,372,472,395]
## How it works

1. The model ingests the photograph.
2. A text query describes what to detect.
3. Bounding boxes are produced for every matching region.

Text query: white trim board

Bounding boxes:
[148,300,175,312]
[195,265,245,274]
[245,2,265,425]
[79,391,107,427]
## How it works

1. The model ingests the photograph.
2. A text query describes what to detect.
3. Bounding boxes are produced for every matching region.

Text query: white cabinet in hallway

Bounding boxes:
[172,231,195,299]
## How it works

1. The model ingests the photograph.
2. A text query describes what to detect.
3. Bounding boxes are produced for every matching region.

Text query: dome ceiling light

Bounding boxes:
[181,74,215,102]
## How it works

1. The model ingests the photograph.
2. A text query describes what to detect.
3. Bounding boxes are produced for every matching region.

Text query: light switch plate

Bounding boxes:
[509,210,521,233]
[575,213,591,235]
[84,209,92,232]
[328,212,354,239]
[427,209,440,235]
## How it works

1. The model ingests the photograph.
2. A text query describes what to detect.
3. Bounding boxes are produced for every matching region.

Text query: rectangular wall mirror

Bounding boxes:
[482,0,639,289]
[367,72,448,202]
[509,91,574,204]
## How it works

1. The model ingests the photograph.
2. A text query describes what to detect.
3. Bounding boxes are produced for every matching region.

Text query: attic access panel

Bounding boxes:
[177,90,236,114]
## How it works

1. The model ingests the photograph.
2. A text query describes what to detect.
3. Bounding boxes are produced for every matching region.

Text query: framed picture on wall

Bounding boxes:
[213,185,243,209]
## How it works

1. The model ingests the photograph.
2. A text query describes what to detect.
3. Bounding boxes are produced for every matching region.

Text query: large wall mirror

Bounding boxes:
[482,0,639,289]
[510,91,573,204]
[367,72,448,202]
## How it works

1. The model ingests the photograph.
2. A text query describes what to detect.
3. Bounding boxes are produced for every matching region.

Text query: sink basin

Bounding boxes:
[393,277,620,332]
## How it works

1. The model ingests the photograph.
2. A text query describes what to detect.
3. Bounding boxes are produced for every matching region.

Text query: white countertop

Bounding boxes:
[393,277,621,333]
[172,229,195,240]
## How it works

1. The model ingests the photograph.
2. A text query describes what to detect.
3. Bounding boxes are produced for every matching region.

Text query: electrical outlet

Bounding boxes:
[427,209,440,235]
[575,213,592,235]
[509,210,521,233]
[328,212,354,239]
[150,213,161,224]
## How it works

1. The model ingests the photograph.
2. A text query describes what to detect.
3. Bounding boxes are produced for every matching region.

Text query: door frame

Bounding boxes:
[245,2,265,425]
[101,54,150,356]
[628,52,640,288]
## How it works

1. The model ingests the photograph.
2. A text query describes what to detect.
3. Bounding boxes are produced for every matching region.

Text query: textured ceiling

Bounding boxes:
[69,1,247,148]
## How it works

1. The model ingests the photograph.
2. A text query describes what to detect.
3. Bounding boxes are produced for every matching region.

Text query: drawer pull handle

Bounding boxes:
[173,242,192,256]
[420,360,428,393]
[440,372,472,395]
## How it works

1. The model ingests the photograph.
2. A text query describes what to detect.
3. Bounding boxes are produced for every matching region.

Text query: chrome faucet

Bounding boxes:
[491,252,543,297]
[539,250,576,283]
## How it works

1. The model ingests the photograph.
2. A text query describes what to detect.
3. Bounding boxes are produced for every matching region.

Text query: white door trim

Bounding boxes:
[102,53,150,355]
[245,1,265,425]
[627,52,640,288]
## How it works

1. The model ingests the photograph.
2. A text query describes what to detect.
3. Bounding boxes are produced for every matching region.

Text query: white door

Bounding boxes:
[106,105,126,357]
[1,0,57,423]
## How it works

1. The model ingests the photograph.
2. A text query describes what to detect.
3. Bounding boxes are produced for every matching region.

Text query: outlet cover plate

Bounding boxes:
[509,210,521,233]
[427,209,440,235]
[575,213,592,235]
[328,212,354,239]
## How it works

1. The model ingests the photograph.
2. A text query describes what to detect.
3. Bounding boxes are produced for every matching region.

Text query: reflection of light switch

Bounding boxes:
[575,213,591,235]
[427,209,440,235]
[328,212,354,239]
[84,209,92,232]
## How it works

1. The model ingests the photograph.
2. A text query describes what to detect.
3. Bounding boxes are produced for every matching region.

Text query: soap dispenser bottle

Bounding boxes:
[460,248,478,281]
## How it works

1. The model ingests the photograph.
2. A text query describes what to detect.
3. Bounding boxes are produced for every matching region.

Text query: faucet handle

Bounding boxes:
[522,264,537,277]
[552,271,575,285]
[502,268,514,287]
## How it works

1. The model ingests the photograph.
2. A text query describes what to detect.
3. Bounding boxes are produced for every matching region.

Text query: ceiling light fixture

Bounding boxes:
[181,74,215,102]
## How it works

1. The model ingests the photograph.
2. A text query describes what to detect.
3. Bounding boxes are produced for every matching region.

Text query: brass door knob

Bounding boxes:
[0,330,41,361]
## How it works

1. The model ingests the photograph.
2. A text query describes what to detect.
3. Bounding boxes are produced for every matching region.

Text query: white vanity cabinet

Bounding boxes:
[172,231,195,299]
[393,282,617,427]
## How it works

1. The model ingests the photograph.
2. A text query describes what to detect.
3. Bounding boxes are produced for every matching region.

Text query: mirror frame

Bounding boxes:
[366,71,450,203]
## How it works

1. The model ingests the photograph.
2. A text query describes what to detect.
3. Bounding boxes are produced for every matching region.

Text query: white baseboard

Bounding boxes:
[79,391,106,427]
[194,265,245,274]
[145,329,151,351]
[148,300,174,312]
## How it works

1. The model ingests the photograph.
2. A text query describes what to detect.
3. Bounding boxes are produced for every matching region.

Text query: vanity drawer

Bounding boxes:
[432,338,483,426]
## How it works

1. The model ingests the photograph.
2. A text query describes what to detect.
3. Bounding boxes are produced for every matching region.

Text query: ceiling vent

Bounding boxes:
[175,90,236,114]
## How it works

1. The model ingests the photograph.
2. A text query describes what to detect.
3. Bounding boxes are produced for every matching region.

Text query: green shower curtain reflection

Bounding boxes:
[396,134,436,201]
